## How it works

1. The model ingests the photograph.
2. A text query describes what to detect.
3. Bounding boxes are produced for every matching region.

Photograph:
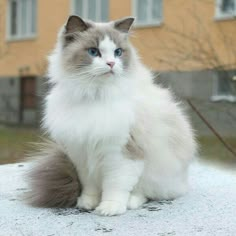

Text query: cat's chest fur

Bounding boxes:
[44,86,135,149]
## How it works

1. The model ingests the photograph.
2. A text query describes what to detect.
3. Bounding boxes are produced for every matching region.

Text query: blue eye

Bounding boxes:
[114,48,123,57]
[88,48,100,57]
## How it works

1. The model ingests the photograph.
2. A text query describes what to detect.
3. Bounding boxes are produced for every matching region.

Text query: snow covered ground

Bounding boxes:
[0,161,236,236]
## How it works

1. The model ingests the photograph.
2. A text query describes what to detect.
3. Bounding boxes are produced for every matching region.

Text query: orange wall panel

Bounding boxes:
[0,0,236,77]
[0,0,70,77]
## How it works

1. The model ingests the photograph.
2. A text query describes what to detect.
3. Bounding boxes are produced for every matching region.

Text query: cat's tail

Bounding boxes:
[25,139,80,208]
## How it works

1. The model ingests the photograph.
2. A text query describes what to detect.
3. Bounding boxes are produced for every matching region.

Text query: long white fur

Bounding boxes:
[43,22,197,216]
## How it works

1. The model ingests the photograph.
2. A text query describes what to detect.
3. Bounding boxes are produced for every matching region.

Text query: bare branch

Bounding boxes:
[152,3,236,72]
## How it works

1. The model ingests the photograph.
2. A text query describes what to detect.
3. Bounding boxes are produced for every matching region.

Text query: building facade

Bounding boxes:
[0,0,236,124]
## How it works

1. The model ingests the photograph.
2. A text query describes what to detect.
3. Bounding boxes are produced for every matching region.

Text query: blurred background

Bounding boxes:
[0,0,235,169]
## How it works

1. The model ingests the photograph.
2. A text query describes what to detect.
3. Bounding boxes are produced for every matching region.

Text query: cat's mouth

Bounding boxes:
[101,70,114,76]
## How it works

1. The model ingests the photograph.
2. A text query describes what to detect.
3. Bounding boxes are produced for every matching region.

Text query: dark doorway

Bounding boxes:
[19,76,37,123]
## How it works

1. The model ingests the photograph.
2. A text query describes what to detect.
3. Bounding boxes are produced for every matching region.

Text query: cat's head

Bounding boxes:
[57,15,135,82]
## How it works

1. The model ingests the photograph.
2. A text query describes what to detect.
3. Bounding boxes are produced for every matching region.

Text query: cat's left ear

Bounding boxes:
[113,17,135,33]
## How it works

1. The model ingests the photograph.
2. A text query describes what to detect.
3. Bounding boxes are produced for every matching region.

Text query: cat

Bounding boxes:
[26,15,197,216]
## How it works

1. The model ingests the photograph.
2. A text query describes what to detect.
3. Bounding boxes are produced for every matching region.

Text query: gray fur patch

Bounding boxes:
[25,140,80,208]
[124,134,144,160]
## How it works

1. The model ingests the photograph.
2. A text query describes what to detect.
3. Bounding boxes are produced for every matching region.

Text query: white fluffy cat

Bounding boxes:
[28,16,197,216]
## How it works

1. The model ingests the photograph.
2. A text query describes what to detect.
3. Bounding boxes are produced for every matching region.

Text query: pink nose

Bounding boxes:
[107,61,115,68]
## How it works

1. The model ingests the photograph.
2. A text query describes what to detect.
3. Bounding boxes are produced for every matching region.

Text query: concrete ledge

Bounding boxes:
[0,162,236,236]
[155,70,236,101]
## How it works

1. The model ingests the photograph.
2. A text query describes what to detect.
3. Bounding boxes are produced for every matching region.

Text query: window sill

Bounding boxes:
[6,35,37,42]
[134,21,163,29]
[214,14,236,21]
[211,95,236,102]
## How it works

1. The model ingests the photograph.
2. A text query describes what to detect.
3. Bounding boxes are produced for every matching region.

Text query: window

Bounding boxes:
[133,0,163,27]
[72,0,109,22]
[211,72,236,102]
[215,0,236,19]
[7,0,37,40]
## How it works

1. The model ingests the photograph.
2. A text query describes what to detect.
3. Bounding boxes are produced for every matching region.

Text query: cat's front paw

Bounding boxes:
[76,194,100,210]
[95,201,126,216]
[127,194,147,209]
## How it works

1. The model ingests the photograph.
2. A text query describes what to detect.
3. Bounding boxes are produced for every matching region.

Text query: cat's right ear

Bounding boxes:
[65,15,90,34]
[114,17,135,33]
[63,16,91,46]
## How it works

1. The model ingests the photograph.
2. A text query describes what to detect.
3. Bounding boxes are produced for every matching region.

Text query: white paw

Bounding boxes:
[127,194,147,210]
[76,194,100,210]
[95,201,126,216]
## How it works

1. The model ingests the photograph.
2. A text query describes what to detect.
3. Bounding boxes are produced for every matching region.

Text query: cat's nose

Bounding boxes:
[106,61,115,68]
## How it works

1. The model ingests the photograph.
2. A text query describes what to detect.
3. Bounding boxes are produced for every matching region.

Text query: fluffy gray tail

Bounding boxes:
[25,140,80,208]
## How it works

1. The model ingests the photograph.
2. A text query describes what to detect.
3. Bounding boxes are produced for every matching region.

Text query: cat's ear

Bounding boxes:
[65,15,90,34]
[114,17,135,33]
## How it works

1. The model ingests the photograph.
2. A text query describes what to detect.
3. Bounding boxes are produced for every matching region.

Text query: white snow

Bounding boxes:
[0,161,236,236]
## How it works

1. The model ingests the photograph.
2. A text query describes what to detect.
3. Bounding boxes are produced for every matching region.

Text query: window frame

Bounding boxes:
[132,0,163,28]
[71,0,109,22]
[215,0,236,21]
[6,0,37,41]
